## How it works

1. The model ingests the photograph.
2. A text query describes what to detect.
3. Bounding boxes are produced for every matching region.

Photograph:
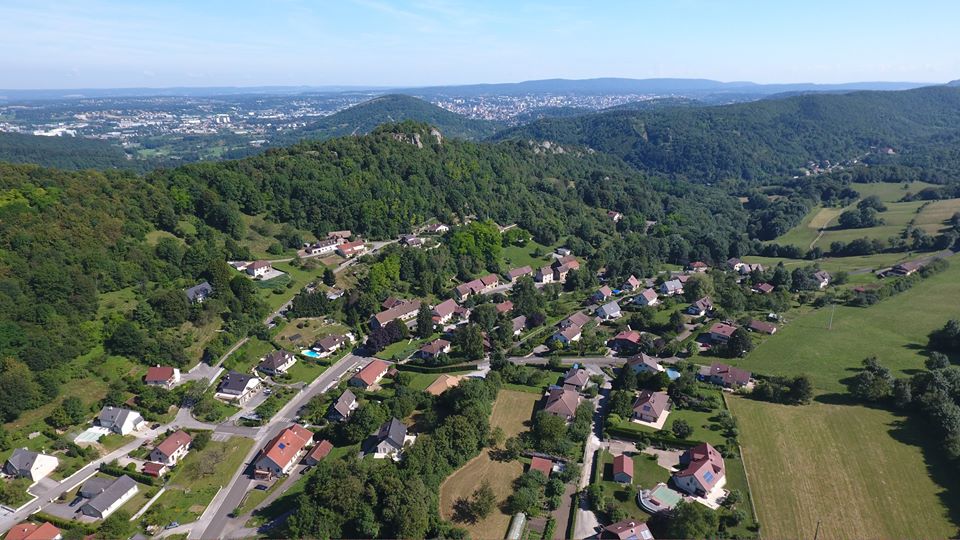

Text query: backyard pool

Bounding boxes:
[666,368,681,380]
[300,350,322,359]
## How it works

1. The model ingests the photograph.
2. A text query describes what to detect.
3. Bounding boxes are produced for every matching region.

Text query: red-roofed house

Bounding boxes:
[622,275,641,291]
[608,330,642,351]
[708,322,738,343]
[701,363,751,388]
[688,261,709,273]
[612,454,634,483]
[748,319,778,335]
[673,442,726,496]
[246,260,273,278]
[495,300,514,315]
[417,339,451,360]
[507,266,533,282]
[751,282,775,294]
[628,353,662,374]
[336,240,367,258]
[254,424,314,478]
[592,286,613,303]
[144,366,180,389]
[141,461,168,478]
[634,288,659,307]
[370,299,421,329]
[529,456,553,477]
[4,522,62,540]
[543,387,581,421]
[149,430,192,466]
[431,298,459,325]
[601,520,654,540]
[350,359,390,389]
[632,390,669,423]
[304,440,333,466]
[453,273,500,301]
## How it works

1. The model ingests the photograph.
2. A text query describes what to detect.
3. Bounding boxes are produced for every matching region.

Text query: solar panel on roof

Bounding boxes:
[279,442,286,449]
[704,471,714,483]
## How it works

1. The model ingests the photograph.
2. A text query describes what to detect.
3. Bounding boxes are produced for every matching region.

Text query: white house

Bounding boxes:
[257,350,297,376]
[4,448,58,483]
[149,430,193,467]
[246,260,273,278]
[596,301,622,321]
[634,288,659,307]
[80,475,138,520]
[97,406,145,435]
[673,443,726,497]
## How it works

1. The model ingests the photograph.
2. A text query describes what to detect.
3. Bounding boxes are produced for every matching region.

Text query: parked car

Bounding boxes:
[255,484,269,491]
[165,522,180,530]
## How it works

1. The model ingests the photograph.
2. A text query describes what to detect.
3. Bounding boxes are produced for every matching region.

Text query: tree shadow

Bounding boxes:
[452,497,478,524]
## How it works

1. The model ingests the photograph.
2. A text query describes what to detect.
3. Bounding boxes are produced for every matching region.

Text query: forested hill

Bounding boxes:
[0,131,135,170]
[281,94,500,143]
[494,85,960,183]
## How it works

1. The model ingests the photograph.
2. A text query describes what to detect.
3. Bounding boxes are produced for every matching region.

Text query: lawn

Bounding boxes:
[148,438,255,526]
[914,198,960,234]
[405,370,474,392]
[729,396,959,540]
[852,181,937,201]
[609,389,730,446]
[274,318,350,350]
[281,360,328,384]
[743,252,913,275]
[773,206,841,250]
[593,450,671,522]
[501,239,558,270]
[439,390,540,540]
[728,260,960,394]
[223,337,276,374]
[375,334,439,361]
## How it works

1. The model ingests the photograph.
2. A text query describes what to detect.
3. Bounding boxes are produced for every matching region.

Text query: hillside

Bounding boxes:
[282,94,500,142]
[0,131,135,170]
[496,85,960,182]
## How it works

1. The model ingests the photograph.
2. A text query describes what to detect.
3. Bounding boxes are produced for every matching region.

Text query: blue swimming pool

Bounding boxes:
[301,350,322,358]
[666,368,681,380]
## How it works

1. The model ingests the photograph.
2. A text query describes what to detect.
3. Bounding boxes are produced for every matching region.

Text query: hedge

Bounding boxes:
[606,426,702,448]
[32,512,97,535]
[396,363,479,374]
[98,463,157,486]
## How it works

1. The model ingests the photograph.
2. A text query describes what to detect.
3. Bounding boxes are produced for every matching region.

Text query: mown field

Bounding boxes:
[439,390,539,540]
[729,258,960,394]
[730,397,959,540]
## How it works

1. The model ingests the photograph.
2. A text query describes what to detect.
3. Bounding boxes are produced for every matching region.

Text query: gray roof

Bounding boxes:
[218,371,257,394]
[79,476,114,498]
[329,390,357,418]
[5,448,40,472]
[98,406,141,427]
[185,281,213,301]
[597,301,621,318]
[84,475,138,514]
[376,418,407,449]
[258,350,294,371]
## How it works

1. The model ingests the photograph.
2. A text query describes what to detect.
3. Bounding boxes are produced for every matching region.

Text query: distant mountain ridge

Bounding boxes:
[280,94,500,143]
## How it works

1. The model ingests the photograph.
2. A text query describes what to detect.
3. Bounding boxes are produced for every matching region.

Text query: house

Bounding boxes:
[542,387,581,421]
[257,350,297,376]
[748,319,778,335]
[350,359,390,389]
[246,260,273,278]
[686,296,714,317]
[535,266,555,283]
[371,418,408,458]
[215,371,262,404]
[97,406,145,435]
[141,462,168,478]
[495,300,514,315]
[327,390,358,422]
[555,248,572,257]
[79,475,138,520]
[327,230,352,240]
[634,288,659,307]
[563,367,590,391]
[814,270,831,289]
[628,353,663,374]
[326,288,344,300]
[560,311,592,330]
[612,454,634,483]
[596,301,622,320]
[424,223,449,234]
[254,424,314,478]
[600,520,654,540]
[399,234,423,247]
[553,260,580,282]
[336,240,367,258]
[890,261,924,276]
[726,258,744,272]
[511,315,527,336]
[425,374,462,396]
[607,210,623,222]
[687,261,709,273]
[701,363,751,388]
[144,365,180,389]
[622,275,641,291]
[417,339,451,360]
[739,263,764,275]
[382,296,405,310]
[306,238,340,256]
[4,449,58,483]
[673,442,726,496]
[507,266,533,282]
[708,322,738,343]
[304,440,333,466]
[4,522,61,540]
[529,456,553,477]
[185,281,213,303]
[431,298,459,325]
[609,329,641,351]
[552,325,582,346]
[592,286,613,303]
[312,334,349,357]
[370,299,421,329]
[751,283,775,294]
[632,390,669,423]
[660,279,683,296]
[149,430,192,466]
[454,274,499,301]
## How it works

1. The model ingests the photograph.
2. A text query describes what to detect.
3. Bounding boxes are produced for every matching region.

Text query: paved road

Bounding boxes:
[191,352,373,539]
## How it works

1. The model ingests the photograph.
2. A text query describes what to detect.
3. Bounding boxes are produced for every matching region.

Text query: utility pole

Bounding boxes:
[814,519,822,540]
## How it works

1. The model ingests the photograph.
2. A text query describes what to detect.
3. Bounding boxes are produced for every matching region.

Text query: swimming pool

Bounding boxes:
[301,350,323,358]
[666,368,681,380]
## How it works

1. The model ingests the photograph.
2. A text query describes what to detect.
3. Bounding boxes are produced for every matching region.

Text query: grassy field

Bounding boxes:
[610,389,729,446]
[593,450,670,522]
[274,318,349,350]
[439,390,540,540]
[852,181,937,201]
[773,206,841,249]
[405,370,474,392]
[281,360,328,384]
[501,239,559,270]
[729,397,959,540]
[729,259,960,394]
[914,198,960,234]
[375,334,440,361]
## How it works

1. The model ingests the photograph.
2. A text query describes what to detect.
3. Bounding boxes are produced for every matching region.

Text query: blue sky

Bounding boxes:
[1,0,958,89]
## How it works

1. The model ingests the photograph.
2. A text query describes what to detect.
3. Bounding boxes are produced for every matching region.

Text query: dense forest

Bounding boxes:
[0,132,136,170]
[495,86,960,183]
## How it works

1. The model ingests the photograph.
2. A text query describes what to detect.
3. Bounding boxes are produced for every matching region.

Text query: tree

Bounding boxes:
[454,324,485,361]
[725,328,753,358]
[470,481,496,519]
[926,351,951,370]
[415,303,433,339]
[664,501,719,539]
[668,311,686,334]
[849,356,893,402]
[671,419,693,439]
[192,430,212,450]
[97,510,135,539]
[322,267,337,287]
